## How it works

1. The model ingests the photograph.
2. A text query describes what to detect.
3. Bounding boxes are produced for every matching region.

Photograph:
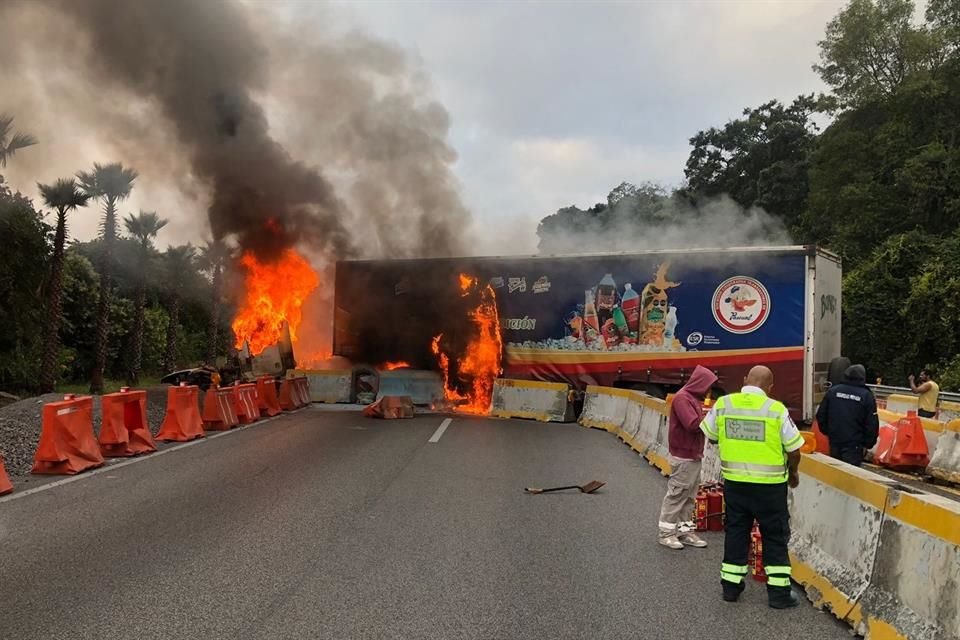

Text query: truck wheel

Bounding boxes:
[828,357,851,385]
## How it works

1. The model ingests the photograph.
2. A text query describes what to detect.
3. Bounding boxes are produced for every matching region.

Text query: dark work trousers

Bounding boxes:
[722,480,791,593]
[830,445,864,467]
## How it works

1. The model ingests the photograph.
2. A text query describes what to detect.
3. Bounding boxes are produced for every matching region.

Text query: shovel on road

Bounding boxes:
[524,480,606,495]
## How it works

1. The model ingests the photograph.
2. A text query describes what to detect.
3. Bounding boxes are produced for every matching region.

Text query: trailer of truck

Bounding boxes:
[333,245,841,422]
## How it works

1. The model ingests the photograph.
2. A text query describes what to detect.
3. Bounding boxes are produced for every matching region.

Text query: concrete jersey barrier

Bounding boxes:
[886,393,919,416]
[790,453,960,639]
[578,386,672,475]
[929,419,960,484]
[579,386,631,433]
[490,378,572,422]
[940,400,960,424]
[376,369,444,406]
[296,369,352,404]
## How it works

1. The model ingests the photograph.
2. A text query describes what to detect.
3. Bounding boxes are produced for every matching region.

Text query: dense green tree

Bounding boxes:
[0,178,49,392]
[683,95,822,230]
[162,245,196,370]
[197,239,229,363]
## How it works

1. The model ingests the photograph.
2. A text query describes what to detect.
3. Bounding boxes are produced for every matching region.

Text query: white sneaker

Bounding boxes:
[679,532,708,548]
[658,535,684,550]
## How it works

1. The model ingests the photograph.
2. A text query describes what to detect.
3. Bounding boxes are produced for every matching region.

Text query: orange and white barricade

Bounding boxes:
[99,388,157,457]
[156,384,205,442]
[32,395,104,475]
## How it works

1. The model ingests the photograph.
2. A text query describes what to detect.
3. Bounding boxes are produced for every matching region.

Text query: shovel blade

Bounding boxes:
[580,480,606,494]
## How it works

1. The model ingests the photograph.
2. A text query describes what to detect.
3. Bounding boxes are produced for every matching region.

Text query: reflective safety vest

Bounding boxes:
[715,392,789,484]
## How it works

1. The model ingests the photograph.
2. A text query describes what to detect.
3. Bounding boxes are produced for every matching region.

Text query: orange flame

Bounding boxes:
[231,248,320,355]
[381,361,411,371]
[432,274,502,415]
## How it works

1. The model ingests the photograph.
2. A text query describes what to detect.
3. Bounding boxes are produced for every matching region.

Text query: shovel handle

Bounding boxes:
[525,485,579,494]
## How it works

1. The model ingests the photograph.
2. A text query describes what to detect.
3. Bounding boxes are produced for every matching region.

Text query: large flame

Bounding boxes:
[232,248,320,355]
[381,361,411,371]
[432,274,502,415]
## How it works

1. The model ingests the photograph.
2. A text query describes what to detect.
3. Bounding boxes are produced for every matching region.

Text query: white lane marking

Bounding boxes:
[0,410,290,505]
[428,418,452,443]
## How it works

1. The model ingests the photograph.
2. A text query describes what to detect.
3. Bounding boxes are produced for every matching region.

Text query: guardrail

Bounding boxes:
[866,384,960,405]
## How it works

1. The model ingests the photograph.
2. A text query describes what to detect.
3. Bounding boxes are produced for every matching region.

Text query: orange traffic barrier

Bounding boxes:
[799,431,817,454]
[256,376,282,417]
[99,389,157,457]
[279,378,301,411]
[875,412,930,470]
[156,384,205,442]
[231,383,260,424]
[203,386,239,431]
[32,395,104,475]
[0,454,13,495]
[810,420,831,454]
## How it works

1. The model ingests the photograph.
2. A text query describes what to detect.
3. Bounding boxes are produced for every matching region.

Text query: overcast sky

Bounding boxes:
[4,0,847,254]
[324,0,847,252]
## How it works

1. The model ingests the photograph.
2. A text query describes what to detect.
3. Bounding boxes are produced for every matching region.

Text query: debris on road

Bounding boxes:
[362,396,414,419]
[524,480,606,494]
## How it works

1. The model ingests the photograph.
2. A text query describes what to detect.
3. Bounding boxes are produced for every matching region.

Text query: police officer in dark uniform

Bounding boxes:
[701,365,804,609]
[815,364,879,467]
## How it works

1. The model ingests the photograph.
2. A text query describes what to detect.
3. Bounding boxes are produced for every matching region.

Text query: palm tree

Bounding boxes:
[37,179,90,392]
[198,238,229,363]
[0,114,37,167]
[162,244,196,371]
[123,210,168,385]
[77,162,138,393]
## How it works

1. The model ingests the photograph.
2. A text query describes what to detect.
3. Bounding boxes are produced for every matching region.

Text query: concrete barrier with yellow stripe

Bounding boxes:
[791,453,960,639]
[294,369,352,403]
[578,386,672,475]
[940,400,960,424]
[490,378,572,422]
[930,419,960,484]
[885,393,919,416]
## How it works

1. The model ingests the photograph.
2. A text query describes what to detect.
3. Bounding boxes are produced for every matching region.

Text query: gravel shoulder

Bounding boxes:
[0,386,188,479]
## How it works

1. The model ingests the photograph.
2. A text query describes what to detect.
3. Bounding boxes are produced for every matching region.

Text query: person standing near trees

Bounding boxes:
[909,370,940,419]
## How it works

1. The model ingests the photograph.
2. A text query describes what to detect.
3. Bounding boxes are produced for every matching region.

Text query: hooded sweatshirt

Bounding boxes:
[815,364,879,449]
[669,365,718,460]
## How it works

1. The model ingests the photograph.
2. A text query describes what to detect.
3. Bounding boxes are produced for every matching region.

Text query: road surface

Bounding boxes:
[0,407,849,639]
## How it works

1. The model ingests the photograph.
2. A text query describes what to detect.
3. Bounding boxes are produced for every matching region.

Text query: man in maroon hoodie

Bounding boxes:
[658,365,718,549]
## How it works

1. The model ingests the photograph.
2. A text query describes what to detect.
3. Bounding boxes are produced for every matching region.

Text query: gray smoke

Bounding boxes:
[0,0,471,261]
[538,189,791,255]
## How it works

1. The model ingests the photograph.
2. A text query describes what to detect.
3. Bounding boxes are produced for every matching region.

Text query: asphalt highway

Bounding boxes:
[0,406,850,639]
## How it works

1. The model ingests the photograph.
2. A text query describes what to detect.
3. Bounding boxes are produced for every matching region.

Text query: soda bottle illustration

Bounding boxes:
[594,273,618,327]
[583,289,600,345]
[662,306,678,349]
[621,283,640,333]
[613,306,629,335]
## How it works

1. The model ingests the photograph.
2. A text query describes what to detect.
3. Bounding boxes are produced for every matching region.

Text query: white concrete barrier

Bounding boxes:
[790,454,897,634]
[490,379,571,422]
[296,369,352,403]
[929,419,960,484]
[858,487,960,640]
[939,400,960,424]
[376,369,443,406]
[620,392,646,452]
[579,386,630,433]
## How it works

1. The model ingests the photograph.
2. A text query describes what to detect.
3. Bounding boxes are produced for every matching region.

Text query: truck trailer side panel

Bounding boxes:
[334,246,838,421]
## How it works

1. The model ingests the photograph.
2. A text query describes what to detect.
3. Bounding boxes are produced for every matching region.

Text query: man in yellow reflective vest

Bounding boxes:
[700,365,804,609]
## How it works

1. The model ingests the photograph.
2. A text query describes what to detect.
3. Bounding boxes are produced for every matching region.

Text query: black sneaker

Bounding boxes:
[768,589,800,609]
[722,580,746,602]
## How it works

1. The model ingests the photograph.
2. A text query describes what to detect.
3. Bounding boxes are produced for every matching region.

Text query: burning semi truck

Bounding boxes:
[332,246,843,423]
